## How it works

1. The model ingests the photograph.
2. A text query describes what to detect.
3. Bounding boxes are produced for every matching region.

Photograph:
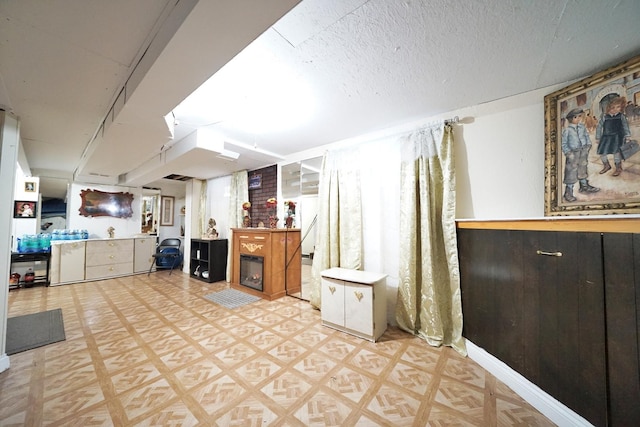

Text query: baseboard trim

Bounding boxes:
[466,340,593,427]
[0,353,10,373]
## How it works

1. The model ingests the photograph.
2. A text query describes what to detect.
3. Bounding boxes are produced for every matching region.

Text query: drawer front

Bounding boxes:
[86,239,133,266]
[85,262,133,280]
[86,249,132,267]
[237,233,269,256]
[86,239,133,256]
[135,237,155,253]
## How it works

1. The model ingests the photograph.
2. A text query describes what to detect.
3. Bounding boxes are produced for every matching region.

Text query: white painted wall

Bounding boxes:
[452,87,552,219]
[11,174,39,251]
[157,196,185,243]
[67,183,143,239]
[64,180,187,241]
[206,175,232,241]
[0,112,20,373]
[275,82,590,327]
[283,83,576,221]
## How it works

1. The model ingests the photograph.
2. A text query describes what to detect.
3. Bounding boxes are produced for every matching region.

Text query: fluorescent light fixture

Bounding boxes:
[163,111,175,139]
[217,149,240,161]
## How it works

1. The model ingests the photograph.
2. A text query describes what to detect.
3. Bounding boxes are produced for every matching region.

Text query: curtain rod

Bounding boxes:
[444,116,459,125]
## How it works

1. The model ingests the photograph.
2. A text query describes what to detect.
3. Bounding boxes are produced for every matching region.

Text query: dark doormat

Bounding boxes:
[204,289,260,309]
[6,308,66,355]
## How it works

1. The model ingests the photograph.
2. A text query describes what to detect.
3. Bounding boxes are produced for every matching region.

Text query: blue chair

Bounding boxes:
[148,238,183,275]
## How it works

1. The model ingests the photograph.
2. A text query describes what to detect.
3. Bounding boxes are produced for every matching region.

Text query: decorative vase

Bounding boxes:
[24,268,35,288]
[285,216,294,228]
[9,272,20,287]
[243,215,251,228]
[269,216,278,229]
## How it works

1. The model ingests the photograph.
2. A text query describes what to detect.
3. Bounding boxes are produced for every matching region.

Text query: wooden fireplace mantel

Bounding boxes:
[230,228,301,300]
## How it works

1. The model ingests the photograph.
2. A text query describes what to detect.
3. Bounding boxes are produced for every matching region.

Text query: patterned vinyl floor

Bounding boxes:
[1,272,555,426]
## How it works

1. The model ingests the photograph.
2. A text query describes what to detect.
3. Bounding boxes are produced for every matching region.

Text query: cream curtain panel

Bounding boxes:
[309,149,363,309]
[395,124,466,355]
[226,171,249,282]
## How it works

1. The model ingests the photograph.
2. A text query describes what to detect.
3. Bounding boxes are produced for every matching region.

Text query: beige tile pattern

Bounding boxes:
[1,273,556,426]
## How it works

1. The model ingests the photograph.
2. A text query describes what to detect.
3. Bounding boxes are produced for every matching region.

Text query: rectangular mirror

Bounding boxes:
[281,156,322,301]
[141,188,161,234]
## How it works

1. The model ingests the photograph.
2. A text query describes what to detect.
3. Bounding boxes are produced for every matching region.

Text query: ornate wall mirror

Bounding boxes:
[79,189,134,218]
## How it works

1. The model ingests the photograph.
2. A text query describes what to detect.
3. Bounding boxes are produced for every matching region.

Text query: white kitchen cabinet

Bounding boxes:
[134,236,156,273]
[85,239,133,280]
[50,241,86,286]
[320,268,387,342]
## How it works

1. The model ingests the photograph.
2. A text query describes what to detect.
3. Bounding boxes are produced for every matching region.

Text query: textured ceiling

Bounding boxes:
[1,0,640,198]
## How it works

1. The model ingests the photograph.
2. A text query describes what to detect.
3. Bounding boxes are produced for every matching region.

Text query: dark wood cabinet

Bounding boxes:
[524,230,607,421]
[458,229,526,372]
[458,228,615,427]
[603,233,640,426]
[190,239,228,283]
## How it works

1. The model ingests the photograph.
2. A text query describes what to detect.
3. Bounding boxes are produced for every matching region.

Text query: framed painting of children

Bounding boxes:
[14,201,37,218]
[544,54,640,216]
[24,181,36,193]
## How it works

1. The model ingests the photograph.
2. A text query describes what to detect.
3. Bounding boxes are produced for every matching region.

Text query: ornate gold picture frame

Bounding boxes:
[544,54,640,216]
[24,181,36,192]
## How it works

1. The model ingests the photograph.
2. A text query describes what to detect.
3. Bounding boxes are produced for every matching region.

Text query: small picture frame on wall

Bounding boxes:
[160,196,174,226]
[544,54,640,216]
[249,174,262,190]
[14,201,36,218]
[24,181,36,192]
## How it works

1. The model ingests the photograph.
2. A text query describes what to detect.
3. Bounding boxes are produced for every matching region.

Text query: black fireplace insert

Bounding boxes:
[240,254,264,291]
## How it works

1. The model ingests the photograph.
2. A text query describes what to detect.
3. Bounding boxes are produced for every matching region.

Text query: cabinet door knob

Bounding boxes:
[354,291,363,302]
[328,286,336,295]
[536,250,562,257]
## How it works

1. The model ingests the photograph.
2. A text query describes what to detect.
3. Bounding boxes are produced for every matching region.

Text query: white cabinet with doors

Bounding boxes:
[320,268,387,342]
[134,236,157,273]
[50,241,86,286]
